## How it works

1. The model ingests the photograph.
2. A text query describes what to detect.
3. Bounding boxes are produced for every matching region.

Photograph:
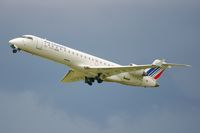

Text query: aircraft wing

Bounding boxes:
[83,64,154,78]
[61,65,153,83]
[61,70,85,83]
[83,63,190,78]
[61,62,190,83]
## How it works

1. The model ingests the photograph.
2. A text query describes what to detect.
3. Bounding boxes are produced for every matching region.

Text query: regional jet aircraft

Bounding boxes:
[9,35,190,87]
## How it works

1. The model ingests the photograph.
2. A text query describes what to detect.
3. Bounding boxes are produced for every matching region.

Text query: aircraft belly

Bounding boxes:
[109,73,143,86]
[122,77,142,86]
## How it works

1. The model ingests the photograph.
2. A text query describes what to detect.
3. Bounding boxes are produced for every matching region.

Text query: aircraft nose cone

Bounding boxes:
[9,38,23,46]
[9,39,15,44]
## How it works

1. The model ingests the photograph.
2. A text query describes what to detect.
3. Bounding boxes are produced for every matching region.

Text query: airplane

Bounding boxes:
[8,35,190,87]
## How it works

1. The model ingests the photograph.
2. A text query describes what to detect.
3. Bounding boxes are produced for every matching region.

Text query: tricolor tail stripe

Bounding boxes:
[147,67,159,76]
[146,67,165,80]
[154,70,164,80]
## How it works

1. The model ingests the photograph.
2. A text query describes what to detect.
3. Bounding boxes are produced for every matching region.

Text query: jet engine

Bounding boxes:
[129,64,147,76]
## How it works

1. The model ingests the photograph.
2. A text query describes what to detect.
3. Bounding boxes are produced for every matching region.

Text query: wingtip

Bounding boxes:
[186,64,192,67]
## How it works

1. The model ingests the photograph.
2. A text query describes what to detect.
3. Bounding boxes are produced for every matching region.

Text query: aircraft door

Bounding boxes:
[36,38,43,49]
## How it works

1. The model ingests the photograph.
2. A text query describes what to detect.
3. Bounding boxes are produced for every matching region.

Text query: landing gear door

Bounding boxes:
[36,38,43,50]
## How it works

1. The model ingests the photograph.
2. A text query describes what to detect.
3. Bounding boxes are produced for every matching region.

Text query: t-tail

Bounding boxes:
[145,59,191,80]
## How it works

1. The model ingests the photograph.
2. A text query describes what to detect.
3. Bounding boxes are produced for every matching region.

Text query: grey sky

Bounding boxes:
[0,0,199,133]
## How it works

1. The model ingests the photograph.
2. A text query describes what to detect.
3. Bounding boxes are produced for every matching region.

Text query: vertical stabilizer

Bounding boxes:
[146,67,165,80]
[146,59,166,80]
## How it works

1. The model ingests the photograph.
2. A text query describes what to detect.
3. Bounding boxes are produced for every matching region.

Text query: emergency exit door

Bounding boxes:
[36,38,43,49]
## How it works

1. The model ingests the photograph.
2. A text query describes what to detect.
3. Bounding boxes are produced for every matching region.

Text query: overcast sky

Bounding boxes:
[0,0,200,133]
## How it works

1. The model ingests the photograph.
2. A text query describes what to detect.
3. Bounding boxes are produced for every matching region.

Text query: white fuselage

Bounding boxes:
[9,35,157,87]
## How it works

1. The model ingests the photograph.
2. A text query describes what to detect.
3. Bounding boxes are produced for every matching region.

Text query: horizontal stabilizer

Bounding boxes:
[162,63,191,68]
[152,59,191,68]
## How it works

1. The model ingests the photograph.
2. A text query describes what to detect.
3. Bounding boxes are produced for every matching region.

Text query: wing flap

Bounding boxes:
[84,64,153,71]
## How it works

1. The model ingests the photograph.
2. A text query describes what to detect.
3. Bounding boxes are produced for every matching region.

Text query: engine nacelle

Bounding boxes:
[129,64,147,76]
[129,70,147,76]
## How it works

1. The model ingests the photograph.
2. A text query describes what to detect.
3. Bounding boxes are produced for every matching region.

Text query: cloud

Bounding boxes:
[0,90,99,133]
[0,90,199,133]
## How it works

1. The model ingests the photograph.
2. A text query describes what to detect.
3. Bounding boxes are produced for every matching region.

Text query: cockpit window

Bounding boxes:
[21,35,33,40]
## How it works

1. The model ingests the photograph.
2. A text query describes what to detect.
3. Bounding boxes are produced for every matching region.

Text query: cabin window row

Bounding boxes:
[44,40,114,66]
[67,49,113,66]
[44,41,66,51]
